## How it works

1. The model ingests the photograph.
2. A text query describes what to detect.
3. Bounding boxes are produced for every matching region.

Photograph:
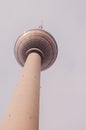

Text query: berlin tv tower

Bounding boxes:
[1,28,58,130]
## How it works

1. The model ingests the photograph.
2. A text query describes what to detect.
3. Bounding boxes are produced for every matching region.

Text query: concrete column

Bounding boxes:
[1,52,41,130]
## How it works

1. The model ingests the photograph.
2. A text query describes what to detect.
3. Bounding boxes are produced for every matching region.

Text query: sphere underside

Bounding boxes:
[14,29,58,70]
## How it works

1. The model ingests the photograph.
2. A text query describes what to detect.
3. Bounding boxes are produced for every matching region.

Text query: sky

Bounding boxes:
[0,0,86,129]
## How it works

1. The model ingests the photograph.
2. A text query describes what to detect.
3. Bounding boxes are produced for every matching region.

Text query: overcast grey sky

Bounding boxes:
[0,0,86,129]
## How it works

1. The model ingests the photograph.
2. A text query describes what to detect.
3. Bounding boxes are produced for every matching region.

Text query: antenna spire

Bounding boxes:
[39,21,43,29]
[39,24,43,29]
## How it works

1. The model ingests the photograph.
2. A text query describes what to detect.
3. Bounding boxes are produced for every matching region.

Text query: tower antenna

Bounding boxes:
[1,28,58,130]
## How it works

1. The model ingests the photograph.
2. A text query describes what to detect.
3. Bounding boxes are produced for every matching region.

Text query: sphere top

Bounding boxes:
[14,29,58,70]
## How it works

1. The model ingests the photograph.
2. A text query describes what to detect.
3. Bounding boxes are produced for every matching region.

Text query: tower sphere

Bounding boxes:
[14,29,58,70]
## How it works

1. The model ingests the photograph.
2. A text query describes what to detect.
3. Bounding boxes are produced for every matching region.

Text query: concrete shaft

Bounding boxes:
[1,52,41,130]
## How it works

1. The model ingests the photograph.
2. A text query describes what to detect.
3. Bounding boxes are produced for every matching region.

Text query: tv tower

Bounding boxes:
[1,29,58,130]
